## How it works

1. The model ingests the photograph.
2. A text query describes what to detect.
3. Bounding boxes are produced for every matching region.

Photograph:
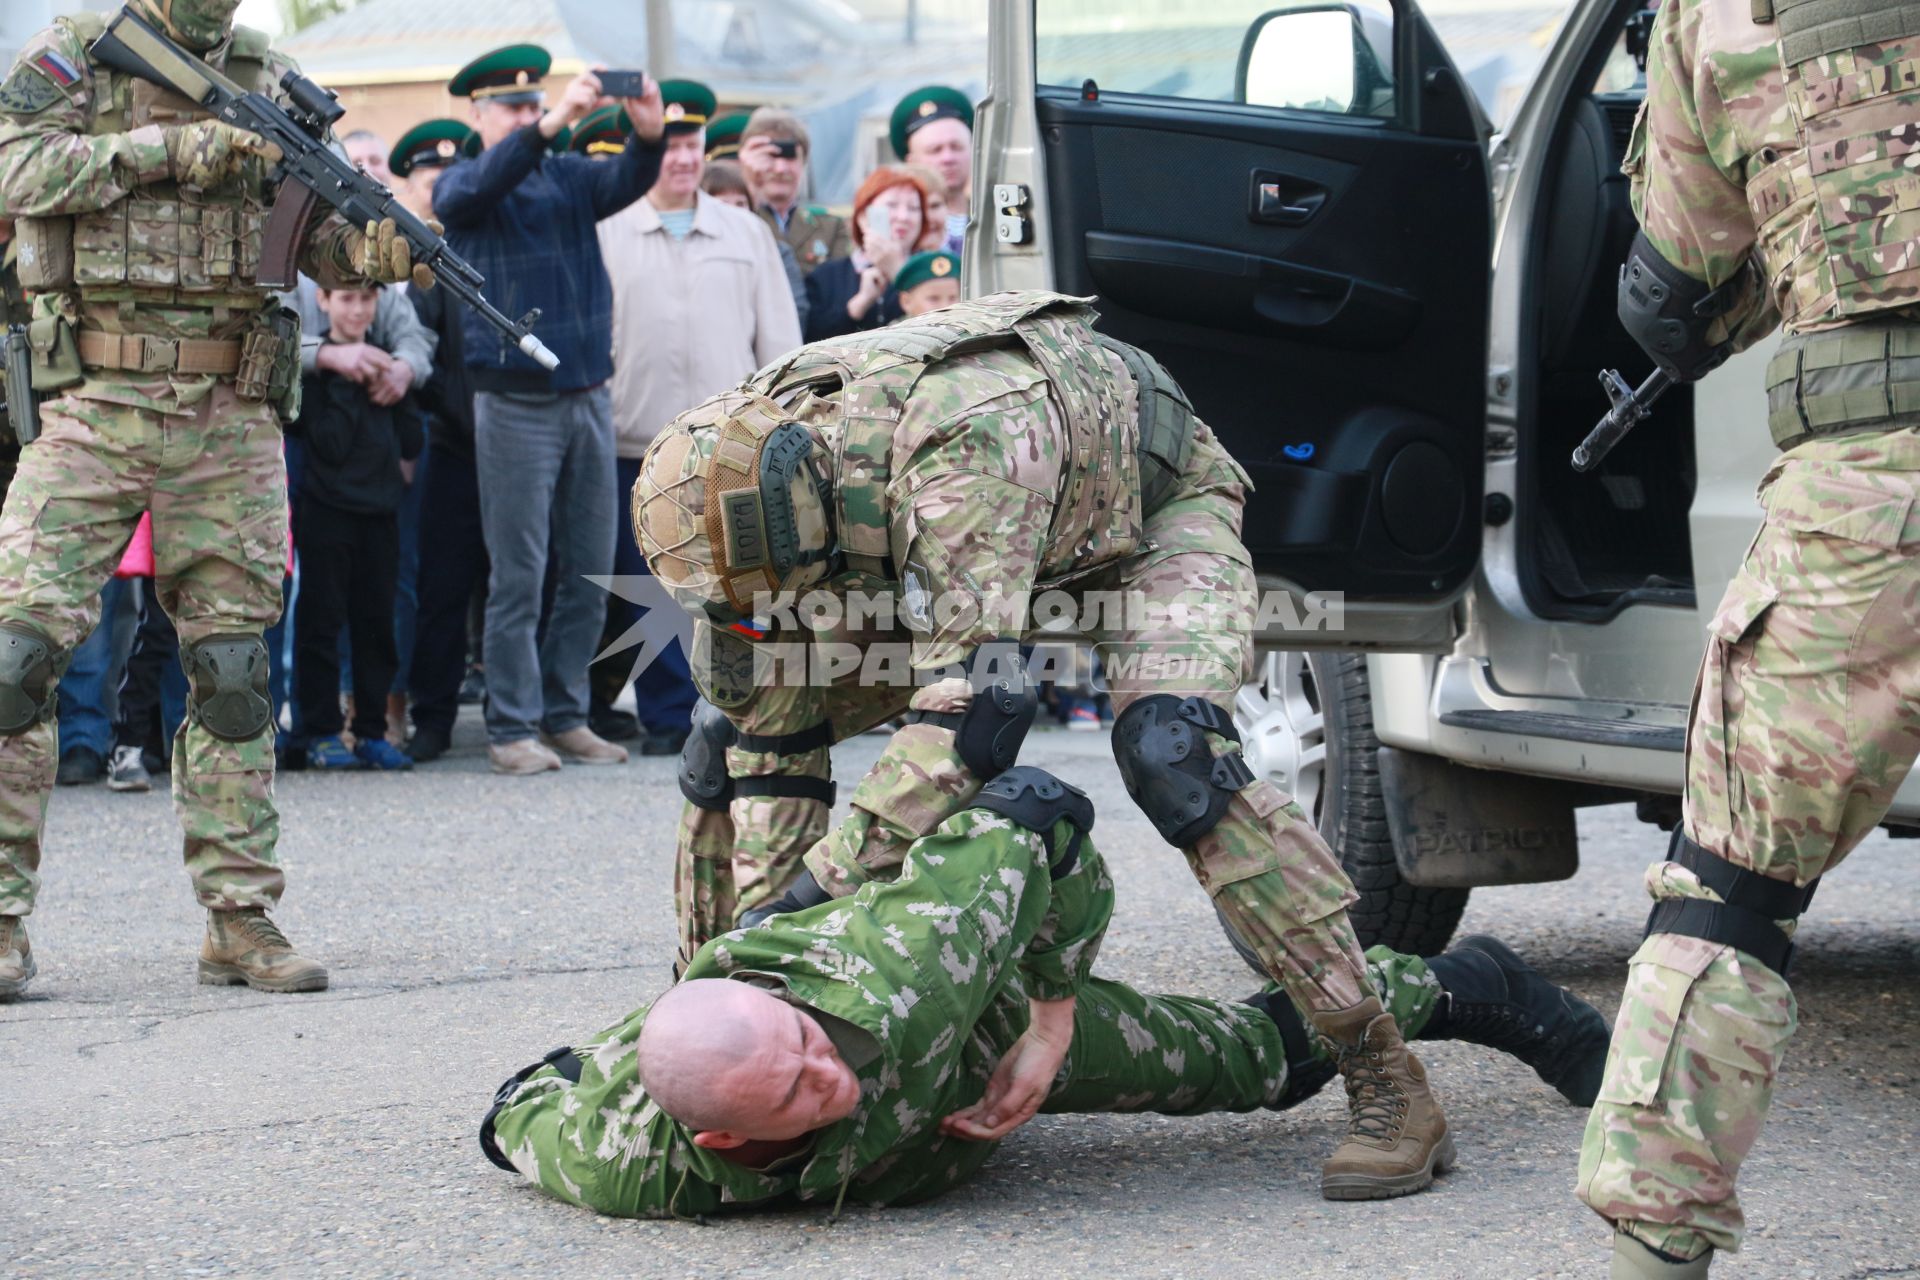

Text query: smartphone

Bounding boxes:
[770,138,799,159]
[598,69,650,98]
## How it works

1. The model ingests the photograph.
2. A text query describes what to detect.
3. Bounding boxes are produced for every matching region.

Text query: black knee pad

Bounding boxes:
[1112,694,1254,846]
[183,633,272,742]
[0,623,60,735]
[968,765,1094,877]
[679,699,739,811]
[907,642,1038,779]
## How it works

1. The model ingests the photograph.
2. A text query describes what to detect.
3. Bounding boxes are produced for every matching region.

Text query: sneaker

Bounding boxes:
[540,726,629,765]
[106,745,152,793]
[1066,705,1101,732]
[353,737,414,771]
[490,737,563,775]
[307,735,362,770]
[56,746,103,787]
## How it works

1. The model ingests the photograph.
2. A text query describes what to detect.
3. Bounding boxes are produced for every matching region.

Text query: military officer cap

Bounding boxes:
[894,250,959,293]
[390,118,474,179]
[569,105,631,156]
[890,85,973,159]
[449,44,552,105]
[659,79,717,136]
[705,111,750,160]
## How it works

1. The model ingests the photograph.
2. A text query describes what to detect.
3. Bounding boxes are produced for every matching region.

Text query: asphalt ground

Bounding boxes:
[4,720,1916,1279]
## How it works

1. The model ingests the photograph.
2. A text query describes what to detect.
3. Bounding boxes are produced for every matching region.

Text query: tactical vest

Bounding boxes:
[13,14,276,307]
[1745,0,1920,444]
[748,292,1149,584]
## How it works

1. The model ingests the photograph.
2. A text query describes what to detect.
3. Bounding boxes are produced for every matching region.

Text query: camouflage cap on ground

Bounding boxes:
[890,85,973,159]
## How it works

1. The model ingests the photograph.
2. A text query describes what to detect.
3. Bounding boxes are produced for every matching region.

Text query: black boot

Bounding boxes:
[1421,935,1610,1107]
[1241,988,1339,1111]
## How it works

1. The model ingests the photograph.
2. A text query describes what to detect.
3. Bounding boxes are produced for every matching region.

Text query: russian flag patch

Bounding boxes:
[33,51,80,88]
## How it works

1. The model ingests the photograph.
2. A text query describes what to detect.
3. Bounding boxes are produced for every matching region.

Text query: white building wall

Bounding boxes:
[3,1,117,71]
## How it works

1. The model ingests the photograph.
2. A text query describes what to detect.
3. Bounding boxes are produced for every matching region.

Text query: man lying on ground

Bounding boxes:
[481,767,1607,1216]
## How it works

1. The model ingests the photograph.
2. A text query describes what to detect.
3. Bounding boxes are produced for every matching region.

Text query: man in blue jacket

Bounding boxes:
[432,45,664,775]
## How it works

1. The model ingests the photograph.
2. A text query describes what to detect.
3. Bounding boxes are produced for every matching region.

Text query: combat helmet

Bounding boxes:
[633,395,838,626]
[133,0,241,50]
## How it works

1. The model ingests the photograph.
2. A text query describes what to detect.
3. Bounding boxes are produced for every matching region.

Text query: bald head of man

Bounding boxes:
[636,979,863,1148]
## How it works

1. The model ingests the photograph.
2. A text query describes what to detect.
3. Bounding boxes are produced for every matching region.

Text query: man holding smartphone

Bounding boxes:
[737,108,851,275]
[432,45,665,776]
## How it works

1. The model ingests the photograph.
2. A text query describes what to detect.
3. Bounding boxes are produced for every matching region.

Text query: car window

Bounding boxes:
[1034,0,1398,120]
[1420,1,1576,130]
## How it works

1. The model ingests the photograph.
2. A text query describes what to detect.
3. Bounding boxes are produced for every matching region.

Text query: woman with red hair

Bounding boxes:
[802,167,931,342]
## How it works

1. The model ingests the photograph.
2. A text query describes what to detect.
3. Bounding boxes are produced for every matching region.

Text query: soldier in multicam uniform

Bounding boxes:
[0,0,422,1000]
[481,767,1610,1217]
[1576,1,1920,1275]
[631,291,1455,1199]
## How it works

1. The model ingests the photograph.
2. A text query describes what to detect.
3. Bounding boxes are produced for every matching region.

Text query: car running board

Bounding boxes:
[1437,709,1684,752]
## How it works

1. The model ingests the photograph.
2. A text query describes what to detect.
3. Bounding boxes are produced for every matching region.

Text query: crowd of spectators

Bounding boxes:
[46,52,1056,786]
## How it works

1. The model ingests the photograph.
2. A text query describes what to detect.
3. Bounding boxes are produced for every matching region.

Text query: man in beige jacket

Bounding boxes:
[592,83,802,755]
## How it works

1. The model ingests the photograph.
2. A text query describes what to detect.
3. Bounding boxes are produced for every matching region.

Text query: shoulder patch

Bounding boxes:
[0,63,63,116]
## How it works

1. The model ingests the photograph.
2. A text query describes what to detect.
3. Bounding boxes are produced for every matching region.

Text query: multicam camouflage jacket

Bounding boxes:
[1628,0,1920,342]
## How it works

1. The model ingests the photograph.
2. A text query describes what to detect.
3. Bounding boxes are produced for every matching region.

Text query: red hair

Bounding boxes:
[849,166,933,254]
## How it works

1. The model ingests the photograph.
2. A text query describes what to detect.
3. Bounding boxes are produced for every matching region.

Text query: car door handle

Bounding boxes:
[1252,175,1326,226]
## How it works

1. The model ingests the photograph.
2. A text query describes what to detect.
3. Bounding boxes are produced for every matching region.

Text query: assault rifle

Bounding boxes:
[89,7,559,371]
[1572,368,1671,472]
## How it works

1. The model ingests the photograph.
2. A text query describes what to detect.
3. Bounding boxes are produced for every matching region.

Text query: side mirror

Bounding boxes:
[1236,4,1393,116]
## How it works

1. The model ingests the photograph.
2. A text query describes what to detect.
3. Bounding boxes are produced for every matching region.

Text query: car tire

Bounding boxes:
[1226,651,1469,968]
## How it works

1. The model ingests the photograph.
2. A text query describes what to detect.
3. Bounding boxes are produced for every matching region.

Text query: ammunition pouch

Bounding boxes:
[237,305,301,417]
[0,623,62,734]
[1644,831,1820,978]
[182,633,272,742]
[27,313,84,394]
[1616,231,1743,383]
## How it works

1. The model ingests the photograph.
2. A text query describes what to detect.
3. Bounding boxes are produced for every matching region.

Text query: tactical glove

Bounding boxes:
[164,120,282,188]
[350,218,438,289]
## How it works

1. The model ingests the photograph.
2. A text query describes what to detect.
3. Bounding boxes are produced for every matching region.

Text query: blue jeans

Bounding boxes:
[56,578,131,758]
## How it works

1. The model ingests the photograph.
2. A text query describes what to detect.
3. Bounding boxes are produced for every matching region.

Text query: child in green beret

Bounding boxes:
[894,249,960,317]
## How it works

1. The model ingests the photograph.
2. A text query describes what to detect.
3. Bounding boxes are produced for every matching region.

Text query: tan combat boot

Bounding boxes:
[1318,998,1455,1200]
[0,914,34,1000]
[1611,1230,1711,1279]
[199,909,328,993]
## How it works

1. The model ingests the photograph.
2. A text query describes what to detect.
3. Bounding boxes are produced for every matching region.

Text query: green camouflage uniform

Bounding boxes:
[491,795,1441,1217]
[649,294,1381,1044]
[1577,0,1920,1260]
[0,7,373,919]
[758,201,851,275]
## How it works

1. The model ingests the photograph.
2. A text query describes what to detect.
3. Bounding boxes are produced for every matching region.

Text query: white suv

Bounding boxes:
[970,0,1920,953]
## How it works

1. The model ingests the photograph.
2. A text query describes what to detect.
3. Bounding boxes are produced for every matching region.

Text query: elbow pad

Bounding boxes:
[1616,230,1742,383]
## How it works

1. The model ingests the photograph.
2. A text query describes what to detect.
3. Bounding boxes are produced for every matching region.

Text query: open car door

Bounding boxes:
[971,0,1493,650]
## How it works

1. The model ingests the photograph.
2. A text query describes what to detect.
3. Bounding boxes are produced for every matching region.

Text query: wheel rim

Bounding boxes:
[1234,651,1326,823]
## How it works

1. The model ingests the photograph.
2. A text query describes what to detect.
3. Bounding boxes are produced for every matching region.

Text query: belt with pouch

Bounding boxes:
[77,329,244,377]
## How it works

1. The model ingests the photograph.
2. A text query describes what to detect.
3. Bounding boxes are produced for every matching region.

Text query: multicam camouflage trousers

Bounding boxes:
[677,418,1380,1032]
[1578,431,1920,1259]
[0,385,288,917]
